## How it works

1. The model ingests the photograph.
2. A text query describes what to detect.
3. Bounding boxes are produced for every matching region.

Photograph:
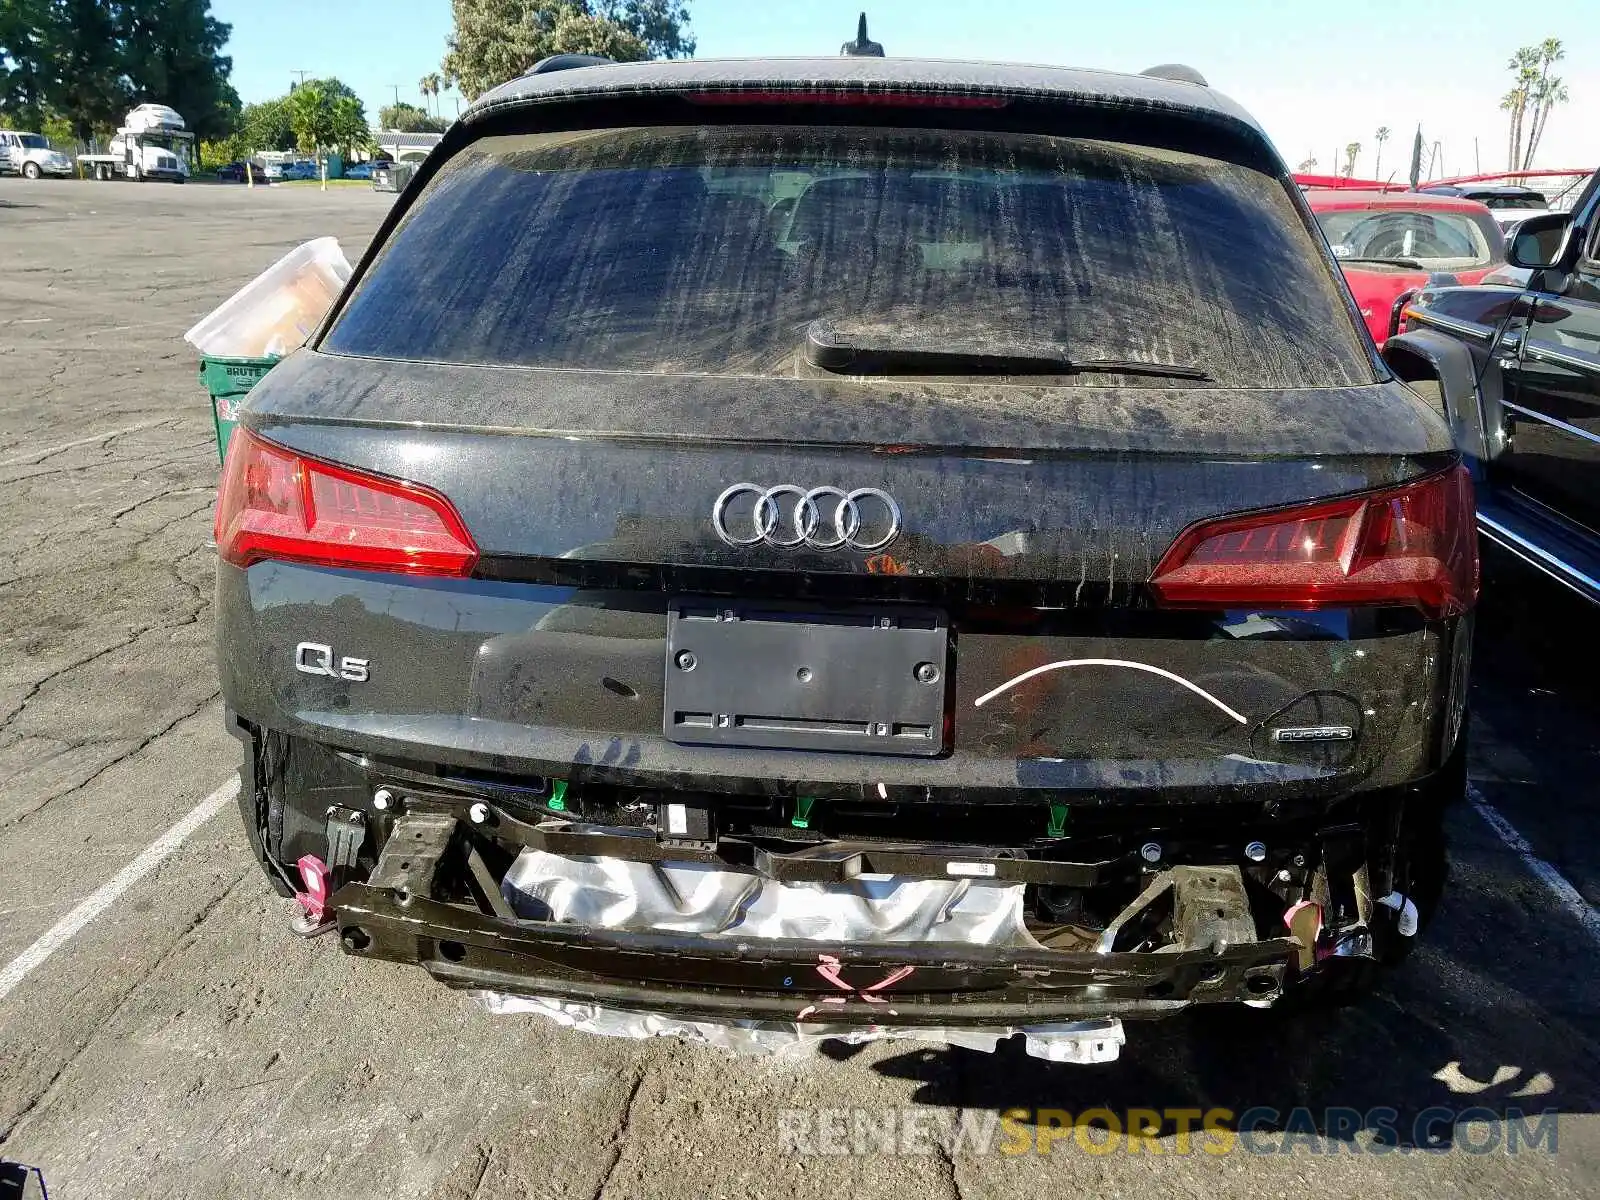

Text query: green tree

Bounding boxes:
[604,0,692,59]
[238,96,295,154]
[0,0,53,129]
[380,100,446,133]
[295,75,360,104]
[1373,126,1390,180]
[329,93,372,158]
[1342,141,1361,178]
[441,0,694,100]
[44,0,128,140]
[118,0,239,140]
[287,81,331,154]
[4,1,238,141]
[285,79,372,158]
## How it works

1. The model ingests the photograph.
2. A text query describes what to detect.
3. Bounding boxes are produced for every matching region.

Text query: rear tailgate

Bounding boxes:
[224,356,1460,799]
[218,104,1465,802]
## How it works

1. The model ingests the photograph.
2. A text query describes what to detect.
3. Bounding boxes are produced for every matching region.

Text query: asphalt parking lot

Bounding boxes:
[1,176,1597,1199]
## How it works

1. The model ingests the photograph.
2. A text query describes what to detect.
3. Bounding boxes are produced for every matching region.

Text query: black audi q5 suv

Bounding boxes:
[215,55,1476,1026]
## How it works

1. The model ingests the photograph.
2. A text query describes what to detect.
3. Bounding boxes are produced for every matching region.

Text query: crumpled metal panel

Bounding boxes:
[487,848,1126,1061]
[501,849,1039,947]
[476,992,1125,1064]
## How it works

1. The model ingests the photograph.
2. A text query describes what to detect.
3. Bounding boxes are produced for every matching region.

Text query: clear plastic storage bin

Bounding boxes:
[183,237,352,359]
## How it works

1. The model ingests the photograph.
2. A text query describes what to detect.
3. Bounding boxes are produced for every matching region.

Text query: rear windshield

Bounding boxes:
[323,125,1374,387]
[1317,206,1502,270]
[1478,192,1547,210]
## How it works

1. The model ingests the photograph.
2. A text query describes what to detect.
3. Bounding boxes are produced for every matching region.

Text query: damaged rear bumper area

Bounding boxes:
[298,781,1420,1035]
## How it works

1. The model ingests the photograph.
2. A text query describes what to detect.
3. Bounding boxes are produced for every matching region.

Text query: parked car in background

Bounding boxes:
[215,160,267,183]
[1388,168,1600,601]
[279,159,318,181]
[1307,189,1506,346]
[216,54,1476,1036]
[1420,183,1553,232]
[0,130,74,178]
[342,161,374,180]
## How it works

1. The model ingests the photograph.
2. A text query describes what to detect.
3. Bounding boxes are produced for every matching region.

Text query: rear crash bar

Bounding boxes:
[329,813,1301,1025]
[395,789,1121,887]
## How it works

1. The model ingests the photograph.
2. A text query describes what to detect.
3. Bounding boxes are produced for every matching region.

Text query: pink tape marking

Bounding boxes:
[805,953,916,1011]
[1283,899,1328,960]
[294,854,332,923]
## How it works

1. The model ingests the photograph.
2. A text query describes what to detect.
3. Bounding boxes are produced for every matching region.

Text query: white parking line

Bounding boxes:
[1469,784,1600,945]
[0,419,171,470]
[0,776,240,1003]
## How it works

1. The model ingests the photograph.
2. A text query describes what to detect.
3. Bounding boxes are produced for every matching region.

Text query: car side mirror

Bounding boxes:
[1507,212,1577,270]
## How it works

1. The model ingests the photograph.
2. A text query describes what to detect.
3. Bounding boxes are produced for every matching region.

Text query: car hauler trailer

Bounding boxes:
[78,103,193,182]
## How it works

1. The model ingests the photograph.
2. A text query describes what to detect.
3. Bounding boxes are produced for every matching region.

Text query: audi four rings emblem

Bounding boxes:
[712,483,903,551]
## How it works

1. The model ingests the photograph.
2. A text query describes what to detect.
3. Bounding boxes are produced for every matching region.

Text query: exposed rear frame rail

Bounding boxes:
[330,811,1299,1024]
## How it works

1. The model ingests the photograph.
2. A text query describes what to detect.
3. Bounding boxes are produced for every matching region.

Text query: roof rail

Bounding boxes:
[1140,63,1208,86]
[524,54,614,77]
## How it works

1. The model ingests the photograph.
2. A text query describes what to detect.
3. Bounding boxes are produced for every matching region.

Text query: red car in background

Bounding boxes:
[1304,190,1506,345]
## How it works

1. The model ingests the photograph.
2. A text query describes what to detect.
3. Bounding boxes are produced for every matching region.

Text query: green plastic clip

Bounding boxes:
[548,779,568,813]
[791,796,816,829]
[1046,803,1068,838]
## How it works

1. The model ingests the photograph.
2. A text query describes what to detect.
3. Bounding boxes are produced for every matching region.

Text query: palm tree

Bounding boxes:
[1295,154,1318,173]
[419,73,443,118]
[1373,127,1391,180]
[1501,87,1524,170]
[1343,142,1362,178]
[1521,38,1567,168]
[1504,45,1542,169]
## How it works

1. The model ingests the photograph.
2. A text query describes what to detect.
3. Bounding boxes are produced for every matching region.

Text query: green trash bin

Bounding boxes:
[199,355,279,462]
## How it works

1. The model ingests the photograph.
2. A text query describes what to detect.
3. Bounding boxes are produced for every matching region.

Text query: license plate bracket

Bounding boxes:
[664,598,949,756]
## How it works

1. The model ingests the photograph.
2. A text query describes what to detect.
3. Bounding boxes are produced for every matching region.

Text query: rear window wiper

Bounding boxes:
[804,320,1211,381]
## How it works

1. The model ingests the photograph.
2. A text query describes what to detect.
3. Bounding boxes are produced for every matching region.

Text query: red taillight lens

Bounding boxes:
[214,430,479,577]
[1150,466,1477,618]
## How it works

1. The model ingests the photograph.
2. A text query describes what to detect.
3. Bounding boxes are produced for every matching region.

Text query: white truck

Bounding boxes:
[77,103,193,182]
[0,130,75,179]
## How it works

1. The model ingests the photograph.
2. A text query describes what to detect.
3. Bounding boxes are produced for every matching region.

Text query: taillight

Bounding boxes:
[1150,466,1477,619]
[214,430,478,576]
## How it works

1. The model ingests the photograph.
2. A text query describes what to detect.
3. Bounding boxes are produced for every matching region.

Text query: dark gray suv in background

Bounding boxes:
[214,56,1476,1026]
[1392,168,1600,603]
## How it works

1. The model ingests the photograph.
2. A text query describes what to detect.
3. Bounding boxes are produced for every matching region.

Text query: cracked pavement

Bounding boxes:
[0,178,1598,1199]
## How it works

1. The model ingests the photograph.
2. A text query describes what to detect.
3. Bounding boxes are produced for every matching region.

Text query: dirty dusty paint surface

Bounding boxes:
[0,179,1597,1199]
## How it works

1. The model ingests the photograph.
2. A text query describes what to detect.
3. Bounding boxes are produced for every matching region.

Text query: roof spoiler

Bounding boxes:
[1140,63,1208,86]
[524,54,614,77]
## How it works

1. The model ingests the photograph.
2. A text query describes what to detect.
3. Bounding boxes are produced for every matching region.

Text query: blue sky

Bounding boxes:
[213,0,1598,174]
